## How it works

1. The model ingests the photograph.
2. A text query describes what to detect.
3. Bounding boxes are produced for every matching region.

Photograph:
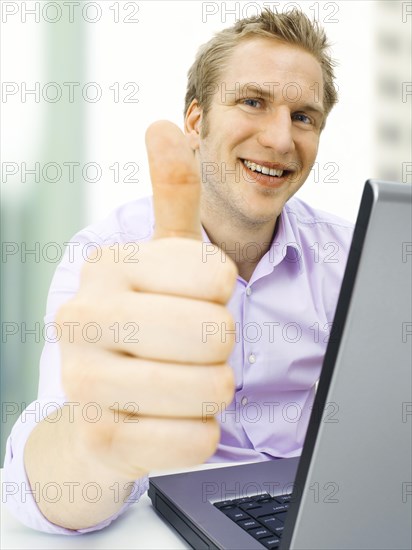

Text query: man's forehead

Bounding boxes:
[223,36,324,88]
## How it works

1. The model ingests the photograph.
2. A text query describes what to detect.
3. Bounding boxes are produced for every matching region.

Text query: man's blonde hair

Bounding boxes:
[184,8,338,133]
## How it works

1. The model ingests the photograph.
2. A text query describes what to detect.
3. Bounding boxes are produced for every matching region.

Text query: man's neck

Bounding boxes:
[201,205,279,283]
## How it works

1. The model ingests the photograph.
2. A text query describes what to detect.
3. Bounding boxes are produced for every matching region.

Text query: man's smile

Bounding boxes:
[240,157,296,188]
[242,159,285,177]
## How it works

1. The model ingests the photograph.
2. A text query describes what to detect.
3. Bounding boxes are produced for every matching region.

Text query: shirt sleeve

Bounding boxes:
[2,227,149,534]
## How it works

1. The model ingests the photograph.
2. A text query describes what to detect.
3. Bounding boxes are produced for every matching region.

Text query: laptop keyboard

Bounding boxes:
[214,492,292,549]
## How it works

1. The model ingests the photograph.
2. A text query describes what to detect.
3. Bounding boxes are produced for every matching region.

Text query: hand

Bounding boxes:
[57,121,238,480]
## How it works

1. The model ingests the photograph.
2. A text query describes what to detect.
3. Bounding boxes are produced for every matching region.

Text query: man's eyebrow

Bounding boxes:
[299,103,325,118]
[236,82,277,100]
[236,82,325,117]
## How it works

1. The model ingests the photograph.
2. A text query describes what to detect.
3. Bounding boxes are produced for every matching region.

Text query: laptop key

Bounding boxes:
[255,493,273,502]
[260,535,281,549]
[249,502,288,518]
[222,508,249,522]
[274,512,288,523]
[275,500,290,511]
[239,501,264,511]
[270,502,289,513]
[248,527,272,540]
[213,500,235,509]
[231,496,255,505]
[260,516,284,535]
[275,493,292,504]
[237,518,260,530]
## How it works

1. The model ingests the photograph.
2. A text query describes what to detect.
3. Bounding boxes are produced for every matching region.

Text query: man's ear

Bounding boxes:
[184,99,202,150]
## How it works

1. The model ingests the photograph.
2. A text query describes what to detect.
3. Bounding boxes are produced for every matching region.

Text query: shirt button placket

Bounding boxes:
[243,285,254,416]
[245,286,256,365]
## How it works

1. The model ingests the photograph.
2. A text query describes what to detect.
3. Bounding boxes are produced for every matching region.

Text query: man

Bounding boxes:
[3,8,353,534]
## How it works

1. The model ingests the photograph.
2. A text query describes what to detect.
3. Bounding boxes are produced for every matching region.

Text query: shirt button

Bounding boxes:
[248,354,256,364]
[245,287,252,296]
[241,396,248,406]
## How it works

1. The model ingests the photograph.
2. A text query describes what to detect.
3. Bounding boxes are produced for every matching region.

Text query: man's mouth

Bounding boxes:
[241,159,289,178]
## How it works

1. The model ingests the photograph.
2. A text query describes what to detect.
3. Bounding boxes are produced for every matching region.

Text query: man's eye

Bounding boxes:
[293,113,312,124]
[242,98,262,108]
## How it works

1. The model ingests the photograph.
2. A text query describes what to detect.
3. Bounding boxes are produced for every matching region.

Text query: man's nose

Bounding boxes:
[257,107,295,156]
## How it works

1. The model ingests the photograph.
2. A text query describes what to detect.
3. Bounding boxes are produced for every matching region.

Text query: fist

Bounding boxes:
[57,121,238,480]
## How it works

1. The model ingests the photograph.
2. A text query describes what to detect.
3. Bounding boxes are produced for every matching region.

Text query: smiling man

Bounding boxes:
[4,8,353,534]
[185,36,328,281]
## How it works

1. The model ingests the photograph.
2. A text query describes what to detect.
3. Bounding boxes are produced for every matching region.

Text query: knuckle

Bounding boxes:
[210,254,238,303]
[61,354,94,401]
[216,308,237,359]
[58,299,92,329]
[221,306,236,337]
[209,364,235,405]
[199,418,221,459]
[220,363,236,403]
[78,247,113,282]
[201,304,236,363]
[55,300,87,346]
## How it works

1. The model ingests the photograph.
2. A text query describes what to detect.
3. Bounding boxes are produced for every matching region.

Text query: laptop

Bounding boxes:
[148,180,412,550]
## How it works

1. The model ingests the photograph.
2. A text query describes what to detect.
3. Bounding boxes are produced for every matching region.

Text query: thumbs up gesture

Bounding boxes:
[146,120,202,240]
[58,121,238,480]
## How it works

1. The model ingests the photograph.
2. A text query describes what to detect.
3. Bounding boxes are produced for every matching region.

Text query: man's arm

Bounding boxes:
[8,121,237,532]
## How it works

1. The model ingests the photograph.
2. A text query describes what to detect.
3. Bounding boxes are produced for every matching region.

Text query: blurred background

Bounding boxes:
[1,0,411,463]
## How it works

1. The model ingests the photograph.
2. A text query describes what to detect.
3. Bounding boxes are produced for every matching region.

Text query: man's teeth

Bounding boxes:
[243,159,283,177]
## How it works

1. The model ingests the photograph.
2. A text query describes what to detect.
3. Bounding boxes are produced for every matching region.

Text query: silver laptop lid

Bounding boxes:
[282,180,412,550]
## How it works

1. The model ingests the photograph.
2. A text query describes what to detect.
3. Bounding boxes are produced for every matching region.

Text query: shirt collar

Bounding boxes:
[200,207,302,284]
[270,206,302,267]
[248,208,302,282]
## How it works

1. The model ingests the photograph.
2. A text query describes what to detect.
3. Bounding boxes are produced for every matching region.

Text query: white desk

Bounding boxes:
[1,463,238,549]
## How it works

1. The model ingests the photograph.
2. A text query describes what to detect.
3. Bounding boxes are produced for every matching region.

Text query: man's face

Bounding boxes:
[187,37,325,229]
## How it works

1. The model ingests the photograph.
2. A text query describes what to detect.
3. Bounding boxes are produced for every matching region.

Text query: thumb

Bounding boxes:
[145,120,202,240]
